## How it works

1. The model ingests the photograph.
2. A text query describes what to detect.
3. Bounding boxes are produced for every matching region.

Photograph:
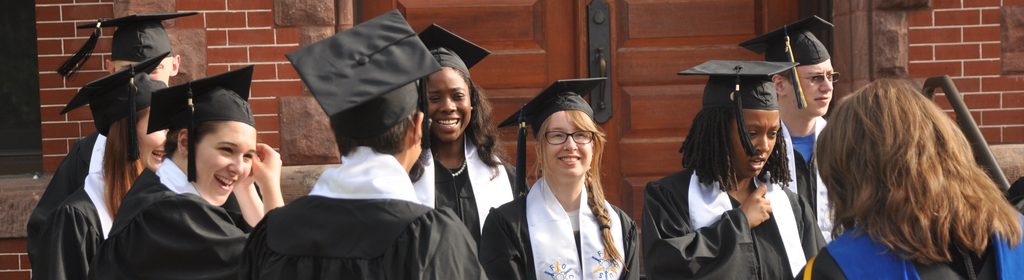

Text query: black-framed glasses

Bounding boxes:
[544,131,595,145]
[803,72,840,84]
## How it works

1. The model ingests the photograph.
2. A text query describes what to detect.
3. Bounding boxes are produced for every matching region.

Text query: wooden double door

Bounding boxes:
[364,0,802,222]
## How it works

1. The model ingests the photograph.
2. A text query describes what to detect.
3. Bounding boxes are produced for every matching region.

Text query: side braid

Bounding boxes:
[585,173,623,266]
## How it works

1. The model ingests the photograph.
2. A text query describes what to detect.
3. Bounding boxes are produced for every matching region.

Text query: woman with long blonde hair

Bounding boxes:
[799,79,1024,279]
[479,78,639,280]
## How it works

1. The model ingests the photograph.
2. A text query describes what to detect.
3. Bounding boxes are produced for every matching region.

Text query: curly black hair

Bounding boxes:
[679,106,791,192]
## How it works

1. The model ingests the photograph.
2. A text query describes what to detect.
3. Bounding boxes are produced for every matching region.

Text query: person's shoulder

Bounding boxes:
[491,195,527,221]
[645,170,694,199]
[48,190,99,225]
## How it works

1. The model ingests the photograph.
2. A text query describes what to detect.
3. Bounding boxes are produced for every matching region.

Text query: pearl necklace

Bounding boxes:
[450,159,467,176]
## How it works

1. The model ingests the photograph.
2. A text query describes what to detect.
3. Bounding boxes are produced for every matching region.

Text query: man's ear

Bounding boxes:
[169,55,182,77]
[408,112,424,148]
[772,74,789,97]
[177,129,189,157]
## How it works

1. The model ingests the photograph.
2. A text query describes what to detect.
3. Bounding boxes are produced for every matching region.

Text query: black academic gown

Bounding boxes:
[90,170,251,280]
[33,190,102,280]
[433,160,517,242]
[1008,177,1024,213]
[478,197,641,280]
[238,195,485,279]
[793,150,820,216]
[641,170,826,280]
[28,133,98,266]
[797,246,999,279]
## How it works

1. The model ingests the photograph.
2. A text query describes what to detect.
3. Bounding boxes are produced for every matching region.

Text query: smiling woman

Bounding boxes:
[411,24,516,242]
[90,66,284,280]
[479,78,640,280]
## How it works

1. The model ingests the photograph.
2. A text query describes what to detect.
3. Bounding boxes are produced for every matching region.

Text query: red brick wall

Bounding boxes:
[36,0,303,172]
[908,0,1024,144]
[0,239,30,280]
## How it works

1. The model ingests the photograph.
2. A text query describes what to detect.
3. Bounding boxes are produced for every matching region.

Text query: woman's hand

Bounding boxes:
[740,186,772,228]
[252,143,284,212]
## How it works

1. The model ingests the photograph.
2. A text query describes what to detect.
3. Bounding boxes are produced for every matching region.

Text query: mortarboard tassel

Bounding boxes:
[127,65,140,161]
[187,84,198,182]
[784,26,808,110]
[418,79,431,150]
[514,110,527,197]
[732,75,757,156]
[58,21,103,77]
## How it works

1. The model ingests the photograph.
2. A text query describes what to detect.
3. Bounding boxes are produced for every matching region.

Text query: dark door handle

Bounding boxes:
[588,0,612,123]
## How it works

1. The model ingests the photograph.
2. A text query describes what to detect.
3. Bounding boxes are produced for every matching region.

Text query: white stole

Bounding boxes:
[83,172,113,238]
[308,146,420,204]
[412,141,515,232]
[155,158,200,196]
[686,173,806,278]
[781,117,831,241]
[527,178,625,280]
[87,134,107,174]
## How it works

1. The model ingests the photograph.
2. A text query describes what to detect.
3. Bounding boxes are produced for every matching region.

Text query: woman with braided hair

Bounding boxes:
[642,61,826,279]
[478,78,639,280]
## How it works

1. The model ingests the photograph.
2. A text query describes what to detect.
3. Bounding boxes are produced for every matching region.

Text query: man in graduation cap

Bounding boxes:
[237,10,484,279]
[642,60,826,279]
[27,12,198,262]
[32,53,168,280]
[740,15,837,241]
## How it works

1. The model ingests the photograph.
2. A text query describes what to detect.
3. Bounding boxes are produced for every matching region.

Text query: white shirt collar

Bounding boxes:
[308,146,419,204]
[154,158,199,196]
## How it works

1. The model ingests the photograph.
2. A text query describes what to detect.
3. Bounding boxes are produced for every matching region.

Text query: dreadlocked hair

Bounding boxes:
[680,106,791,192]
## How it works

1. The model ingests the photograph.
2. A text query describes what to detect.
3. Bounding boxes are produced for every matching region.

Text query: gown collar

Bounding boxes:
[686,172,807,277]
[308,146,420,204]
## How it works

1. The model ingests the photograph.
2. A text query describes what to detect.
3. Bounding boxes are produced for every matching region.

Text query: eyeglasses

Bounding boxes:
[544,131,595,145]
[803,72,840,84]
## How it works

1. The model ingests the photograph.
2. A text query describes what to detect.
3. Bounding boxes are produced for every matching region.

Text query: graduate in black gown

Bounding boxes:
[90,66,284,280]
[33,54,168,280]
[237,10,484,279]
[740,16,837,241]
[798,79,1024,280]
[642,60,826,279]
[27,12,197,265]
[411,24,517,242]
[479,78,640,280]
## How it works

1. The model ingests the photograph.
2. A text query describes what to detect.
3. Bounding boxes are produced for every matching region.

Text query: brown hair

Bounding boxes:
[102,114,145,216]
[534,110,623,266]
[818,79,1021,264]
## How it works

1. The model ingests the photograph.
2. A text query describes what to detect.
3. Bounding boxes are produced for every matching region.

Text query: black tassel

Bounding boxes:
[187,85,197,182]
[127,66,139,161]
[514,110,527,196]
[58,22,102,77]
[418,78,431,150]
[734,78,756,156]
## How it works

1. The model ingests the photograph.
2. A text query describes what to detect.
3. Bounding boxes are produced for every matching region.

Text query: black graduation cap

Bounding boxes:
[739,16,833,110]
[679,60,797,156]
[287,10,441,139]
[418,24,491,78]
[148,65,255,181]
[60,52,169,161]
[58,12,198,77]
[497,78,606,194]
